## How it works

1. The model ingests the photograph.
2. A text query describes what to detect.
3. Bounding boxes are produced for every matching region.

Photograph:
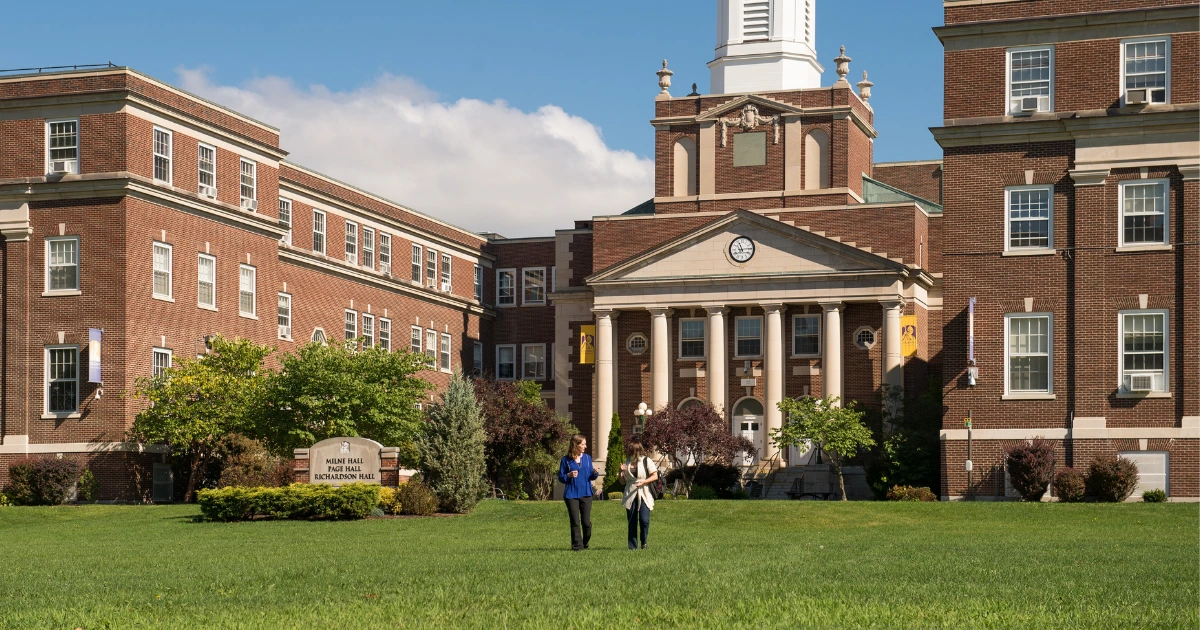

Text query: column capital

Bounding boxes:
[1179,164,1200,182]
[760,302,786,315]
[880,299,905,312]
[818,301,844,312]
[592,308,617,319]
[647,307,673,317]
[703,305,728,316]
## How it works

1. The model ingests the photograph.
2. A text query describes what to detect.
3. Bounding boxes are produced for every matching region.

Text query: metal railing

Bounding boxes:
[0,62,118,76]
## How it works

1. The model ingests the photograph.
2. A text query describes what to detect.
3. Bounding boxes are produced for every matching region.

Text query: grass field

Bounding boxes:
[0,500,1196,629]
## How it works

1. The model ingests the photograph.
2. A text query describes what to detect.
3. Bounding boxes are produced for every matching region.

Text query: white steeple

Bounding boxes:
[709,0,824,94]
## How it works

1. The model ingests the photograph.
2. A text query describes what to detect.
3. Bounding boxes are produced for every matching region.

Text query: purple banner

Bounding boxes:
[88,328,102,384]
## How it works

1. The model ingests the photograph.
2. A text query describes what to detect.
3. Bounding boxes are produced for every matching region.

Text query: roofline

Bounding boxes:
[874,159,943,167]
[487,236,557,245]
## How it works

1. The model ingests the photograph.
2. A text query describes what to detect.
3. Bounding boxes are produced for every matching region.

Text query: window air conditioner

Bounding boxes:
[1126,374,1155,392]
[1020,97,1040,112]
[199,185,216,199]
[1126,88,1148,105]
[50,159,77,174]
[426,276,437,289]
[441,281,451,293]
[380,263,391,276]
[241,198,258,211]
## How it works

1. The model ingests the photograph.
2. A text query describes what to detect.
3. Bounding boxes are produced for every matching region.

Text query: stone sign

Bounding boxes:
[308,437,383,486]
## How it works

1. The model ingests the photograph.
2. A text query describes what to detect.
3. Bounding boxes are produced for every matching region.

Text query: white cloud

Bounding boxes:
[176,68,653,238]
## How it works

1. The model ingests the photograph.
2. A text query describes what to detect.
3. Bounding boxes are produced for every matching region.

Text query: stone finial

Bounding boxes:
[688,83,700,97]
[834,45,852,85]
[656,60,674,99]
[857,70,874,103]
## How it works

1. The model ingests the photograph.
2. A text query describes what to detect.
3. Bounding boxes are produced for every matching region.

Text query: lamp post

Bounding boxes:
[633,402,652,434]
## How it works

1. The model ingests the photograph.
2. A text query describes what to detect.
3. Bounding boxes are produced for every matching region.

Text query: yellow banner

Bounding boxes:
[901,315,918,357]
[579,325,596,364]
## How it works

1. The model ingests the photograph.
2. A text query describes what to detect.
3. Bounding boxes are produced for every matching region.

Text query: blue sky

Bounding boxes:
[0,0,946,235]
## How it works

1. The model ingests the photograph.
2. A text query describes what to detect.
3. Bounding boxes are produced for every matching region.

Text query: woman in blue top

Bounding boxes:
[557,434,599,551]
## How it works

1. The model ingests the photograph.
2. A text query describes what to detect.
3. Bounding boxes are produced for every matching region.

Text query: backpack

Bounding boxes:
[641,457,665,500]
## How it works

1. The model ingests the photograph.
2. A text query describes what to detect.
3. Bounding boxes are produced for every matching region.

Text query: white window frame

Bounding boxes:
[551,266,557,292]
[362,227,375,270]
[496,344,517,380]
[239,158,257,204]
[522,267,546,306]
[345,221,358,266]
[627,333,648,356]
[345,309,359,342]
[278,197,292,245]
[522,343,547,380]
[410,325,423,354]
[311,327,327,345]
[1120,36,1171,106]
[1119,309,1169,394]
[238,264,257,318]
[153,127,173,184]
[1005,185,1054,252]
[277,292,292,340]
[426,250,438,289]
[474,264,483,302]
[378,233,392,275]
[152,241,173,300]
[441,253,452,293]
[1004,313,1053,396]
[379,318,391,352]
[44,236,80,295]
[46,118,80,174]
[497,269,516,307]
[312,210,326,255]
[362,313,375,349]
[197,253,216,310]
[425,329,438,365]
[1006,45,1054,114]
[44,345,80,416]
[854,327,878,350]
[678,318,706,359]
[473,341,484,374]
[792,314,821,357]
[152,347,173,378]
[198,142,216,194]
[1118,179,1170,248]
[735,316,763,358]
[411,244,423,283]
[440,333,452,372]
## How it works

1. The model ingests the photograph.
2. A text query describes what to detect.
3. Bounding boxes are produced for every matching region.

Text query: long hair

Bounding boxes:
[567,434,587,458]
[626,438,647,462]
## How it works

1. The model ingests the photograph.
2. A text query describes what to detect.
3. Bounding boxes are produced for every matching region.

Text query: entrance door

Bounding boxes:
[732,398,765,466]
[739,420,763,459]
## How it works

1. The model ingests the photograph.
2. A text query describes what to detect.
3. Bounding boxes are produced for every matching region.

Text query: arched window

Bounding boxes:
[804,129,830,190]
[733,397,764,418]
[673,137,698,197]
[311,327,327,345]
[677,397,706,411]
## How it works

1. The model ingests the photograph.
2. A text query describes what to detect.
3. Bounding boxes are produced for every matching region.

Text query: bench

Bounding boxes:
[785,476,833,501]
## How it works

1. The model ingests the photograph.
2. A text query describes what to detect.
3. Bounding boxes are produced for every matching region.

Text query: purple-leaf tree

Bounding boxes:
[641,403,754,496]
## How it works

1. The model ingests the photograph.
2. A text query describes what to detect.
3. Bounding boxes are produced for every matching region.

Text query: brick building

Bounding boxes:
[934,0,1199,500]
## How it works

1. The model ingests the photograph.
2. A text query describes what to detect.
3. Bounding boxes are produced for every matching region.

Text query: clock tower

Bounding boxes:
[709,0,824,94]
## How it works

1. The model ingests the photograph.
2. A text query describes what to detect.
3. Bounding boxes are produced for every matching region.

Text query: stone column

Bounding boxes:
[594,310,614,464]
[820,301,844,404]
[1,203,33,443]
[763,303,785,458]
[882,300,904,391]
[649,307,671,413]
[705,306,727,421]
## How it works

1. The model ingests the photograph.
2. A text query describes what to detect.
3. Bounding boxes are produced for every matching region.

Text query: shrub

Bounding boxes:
[665,464,741,497]
[603,419,625,494]
[662,493,675,500]
[606,492,623,501]
[728,489,750,500]
[1053,468,1086,503]
[197,483,381,521]
[1086,456,1139,502]
[1142,489,1167,503]
[396,480,439,516]
[378,487,402,515]
[6,457,83,505]
[418,372,488,514]
[215,434,292,489]
[1004,439,1055,502]
[690,485,718,500]
[77,470,99,502]
[0,492,10,507]
[886,485,937,502]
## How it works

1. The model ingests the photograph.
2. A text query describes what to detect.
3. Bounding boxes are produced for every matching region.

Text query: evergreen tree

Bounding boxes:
[417,371,488,513]
[604,415,625,494]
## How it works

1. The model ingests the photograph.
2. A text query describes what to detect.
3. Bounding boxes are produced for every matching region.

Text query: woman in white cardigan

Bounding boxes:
[619,438,659,550]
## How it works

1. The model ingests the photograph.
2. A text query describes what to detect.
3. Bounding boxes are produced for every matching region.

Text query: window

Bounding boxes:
[45,346,79,414]
[152,242,172,299]
[1120,180,1169,246]
[410,325,423,354]
[153,127,172,183]
[441,253,452,292]
[362,314,375,349]
[362,228,375,269]
[152,348,172,378]
[627,333,648,355]
[278,198,292,245]
[523,268,546,305]
[440,333,452,372]
[523,344,546,380]
[733,132,767,167]
[239,265,256,316]
[1123,38,1169,104]
[497,269,516,306]
[1005,314,1051,394]
[474,265,483,302]
[379,233,391,274]
[379,318,391,352]
[410,244,424,280]
[45,236,79,293]
[1121,311,1168,393]
[344,310,358,341]
[1008,47,1053,114]
[793,314,820,356]
[425,330,437,364]
[240,159,257,204]
[197,254,216,309]
[1119,452,1168,497]
[735,317,762,357]
[312,210,326,254]
[198,143,216,194]
[47,120,79,172]
[345,221,358,265]
[1006,186,1053,250]
[679,318,705,359]
[311,328,327,345]
[854,327,877,350]
[497,345,516,380]
[473,341,483,374]
[277,293,292,339]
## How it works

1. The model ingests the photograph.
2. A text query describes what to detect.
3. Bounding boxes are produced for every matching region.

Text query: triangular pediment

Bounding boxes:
[696,94,803,121]
[588,211,907,285]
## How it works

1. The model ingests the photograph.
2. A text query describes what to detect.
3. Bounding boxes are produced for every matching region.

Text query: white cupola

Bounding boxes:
[709,0,824,94]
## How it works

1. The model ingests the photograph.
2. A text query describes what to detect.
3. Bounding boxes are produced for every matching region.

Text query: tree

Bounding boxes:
[130,336,273,501]
[773,396,875,501]
[417,371,488,513]
[868,382,942,497]
[257,341,429,464]
[642,403,753,496]
[603,416,625,494]
[474,378,568,497]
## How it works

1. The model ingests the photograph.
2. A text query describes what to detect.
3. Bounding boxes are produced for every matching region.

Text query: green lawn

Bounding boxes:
[0,501,1195,629]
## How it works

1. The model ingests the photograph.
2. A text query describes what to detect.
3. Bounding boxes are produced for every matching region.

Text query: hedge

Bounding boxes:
[6,457,83,505]
[197,483,381,521]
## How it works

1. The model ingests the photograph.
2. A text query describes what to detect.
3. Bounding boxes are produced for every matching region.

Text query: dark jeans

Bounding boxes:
[626,496,650,549]
[564,496,592,550]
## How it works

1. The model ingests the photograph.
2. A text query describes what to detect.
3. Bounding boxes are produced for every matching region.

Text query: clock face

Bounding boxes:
[729,237,755,263]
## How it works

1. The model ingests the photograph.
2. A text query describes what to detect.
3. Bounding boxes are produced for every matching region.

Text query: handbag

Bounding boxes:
[641,457,665,500]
